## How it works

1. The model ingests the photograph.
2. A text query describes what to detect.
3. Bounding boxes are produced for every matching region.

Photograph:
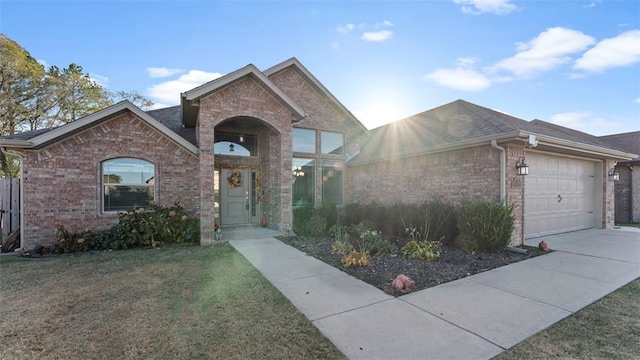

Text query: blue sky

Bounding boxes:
[2,0,639,135]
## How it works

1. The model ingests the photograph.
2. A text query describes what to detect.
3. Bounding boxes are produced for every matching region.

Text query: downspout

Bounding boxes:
[491,140,506,202]
[1,147,24,250]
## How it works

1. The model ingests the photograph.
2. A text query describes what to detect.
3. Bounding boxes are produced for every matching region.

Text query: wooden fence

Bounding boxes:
[0,178,20,238]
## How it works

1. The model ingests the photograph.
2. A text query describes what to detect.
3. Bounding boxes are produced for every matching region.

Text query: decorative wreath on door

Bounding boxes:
[228,171,242,188]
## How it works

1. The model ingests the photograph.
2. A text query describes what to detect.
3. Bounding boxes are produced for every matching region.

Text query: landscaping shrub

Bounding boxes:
[422,199,457,244]
[351,223,397,256]
[319,202,338,228]
[292,205,329,237]
[458,198,515,252]
[329,224,350,242]
[400,240,442,261]
[53,202,199,253]
[342,249,370,267]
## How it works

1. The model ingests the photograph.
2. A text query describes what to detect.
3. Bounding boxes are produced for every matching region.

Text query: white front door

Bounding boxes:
[524,153,596,238]
[220,169,250,225]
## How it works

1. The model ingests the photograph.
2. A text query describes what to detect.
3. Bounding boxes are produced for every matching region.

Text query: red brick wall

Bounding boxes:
[347,143,528,244]
[197,77,292,242]
[21,112,200,248]
[269,67,367,206]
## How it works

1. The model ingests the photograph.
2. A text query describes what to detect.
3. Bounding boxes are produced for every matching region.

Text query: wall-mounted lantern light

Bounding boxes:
[608,168,619,181]
[229,143,235,152]
[516,157,529,175]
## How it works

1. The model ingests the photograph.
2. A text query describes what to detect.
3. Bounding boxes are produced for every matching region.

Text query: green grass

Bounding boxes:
[0,245,346,359]
[494,278,640,359]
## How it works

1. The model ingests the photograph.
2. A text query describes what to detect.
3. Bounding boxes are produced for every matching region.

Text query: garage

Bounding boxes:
[524,152,598,238]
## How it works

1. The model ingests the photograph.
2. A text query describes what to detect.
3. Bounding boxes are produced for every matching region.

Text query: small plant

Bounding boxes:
[342,249,370,267]
[400,240,442,261]
[331,240,353,255]
[351,224,397,256]
[329,224,350,242]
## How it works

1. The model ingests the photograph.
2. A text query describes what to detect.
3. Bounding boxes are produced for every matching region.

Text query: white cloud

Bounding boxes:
[146,67,183,78]
[424,67,491,91]
[361,29,393,42]
[89,73,109,87]
[337,24,355,34]
[376,20,394,27]
[635,97,640,104]
[454,0,517,15]
[548,111,623,135]
[492,27,595,78]
[147,70,223,105]
[574,30,640,72]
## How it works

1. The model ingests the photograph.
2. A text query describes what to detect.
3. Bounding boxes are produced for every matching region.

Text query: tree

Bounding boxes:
[0,35,155,177]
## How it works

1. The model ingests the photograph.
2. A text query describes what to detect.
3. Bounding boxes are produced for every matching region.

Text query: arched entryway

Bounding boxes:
[213,117,282,228]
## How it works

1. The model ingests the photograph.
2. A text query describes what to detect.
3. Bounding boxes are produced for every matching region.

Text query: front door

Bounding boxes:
[220,169,250,225]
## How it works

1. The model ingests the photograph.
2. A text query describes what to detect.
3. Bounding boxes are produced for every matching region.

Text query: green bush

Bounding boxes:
[292,205,329,237]
[400,240,442,261]
[53,202,199,253]
[329,224,350,242]
[292,205,315,235]
[350,224,397,256]
[458,198,515,252]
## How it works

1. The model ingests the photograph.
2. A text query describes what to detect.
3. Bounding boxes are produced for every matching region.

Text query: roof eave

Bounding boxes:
[23,101,199,155]
[529,132,636,160]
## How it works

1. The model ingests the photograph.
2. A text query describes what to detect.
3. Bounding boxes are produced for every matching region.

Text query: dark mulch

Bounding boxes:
[280,236,546,296]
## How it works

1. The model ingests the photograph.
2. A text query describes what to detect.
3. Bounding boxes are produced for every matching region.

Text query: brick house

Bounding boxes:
[346,100,636,243]
[599,131,640,223]
[0,58,635,249]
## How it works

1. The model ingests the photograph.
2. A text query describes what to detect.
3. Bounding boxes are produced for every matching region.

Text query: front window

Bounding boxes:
[102,158,155,212]
[322,131,344,155]
[292,158,315,206]
[292,128,316,153]
[322,160,344,206]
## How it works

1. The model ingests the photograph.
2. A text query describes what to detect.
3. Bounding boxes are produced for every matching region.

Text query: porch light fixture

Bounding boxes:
[239,134,245,143]
[293,166,305,177]
[608,168,619,181]
[516,157,529,175]
[229,143,235,152]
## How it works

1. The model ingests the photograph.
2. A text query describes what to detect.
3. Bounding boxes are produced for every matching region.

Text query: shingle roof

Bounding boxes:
[0,127,56,141]
[145,106,197,146]
[598,131,640,161]
[350,99,630,165]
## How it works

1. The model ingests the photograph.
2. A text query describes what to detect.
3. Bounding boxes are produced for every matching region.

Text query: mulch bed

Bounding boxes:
[280,236,545,296]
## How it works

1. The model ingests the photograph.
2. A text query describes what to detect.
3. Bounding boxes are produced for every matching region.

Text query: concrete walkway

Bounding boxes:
[228,228,640,360]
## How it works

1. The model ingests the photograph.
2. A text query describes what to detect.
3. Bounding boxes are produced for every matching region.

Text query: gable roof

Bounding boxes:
[350,99,635,165]
[264,57,368,133]
[180,64,307,128]
[0,101,199,155]
[598,131,640,161]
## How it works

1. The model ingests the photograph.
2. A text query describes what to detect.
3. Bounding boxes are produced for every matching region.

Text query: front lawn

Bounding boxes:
[0,245,345,359]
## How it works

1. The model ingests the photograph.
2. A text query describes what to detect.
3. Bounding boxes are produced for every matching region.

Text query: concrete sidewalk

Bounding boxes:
[229,228,640,360]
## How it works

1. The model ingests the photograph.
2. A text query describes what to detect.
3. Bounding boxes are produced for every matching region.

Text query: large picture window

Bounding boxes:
[292,128,316,153]
[322,160,344,206]
[321,131,344,155]
[102,158,155,212]
[292,158,315,206]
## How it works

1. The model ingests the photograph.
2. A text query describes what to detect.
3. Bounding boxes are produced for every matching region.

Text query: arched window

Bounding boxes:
[102,158,155,212]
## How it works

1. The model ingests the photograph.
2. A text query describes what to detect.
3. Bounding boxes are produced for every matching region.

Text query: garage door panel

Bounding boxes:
[525,153,596,239]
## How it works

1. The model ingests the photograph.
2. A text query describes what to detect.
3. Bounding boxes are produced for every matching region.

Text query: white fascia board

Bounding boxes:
[526,132,636,160]
[264,57,369,134]
[183,64,306,120]
[29,101,199,155]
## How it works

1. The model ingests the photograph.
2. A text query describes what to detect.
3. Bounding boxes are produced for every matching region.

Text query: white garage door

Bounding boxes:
[524,153,596,238]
